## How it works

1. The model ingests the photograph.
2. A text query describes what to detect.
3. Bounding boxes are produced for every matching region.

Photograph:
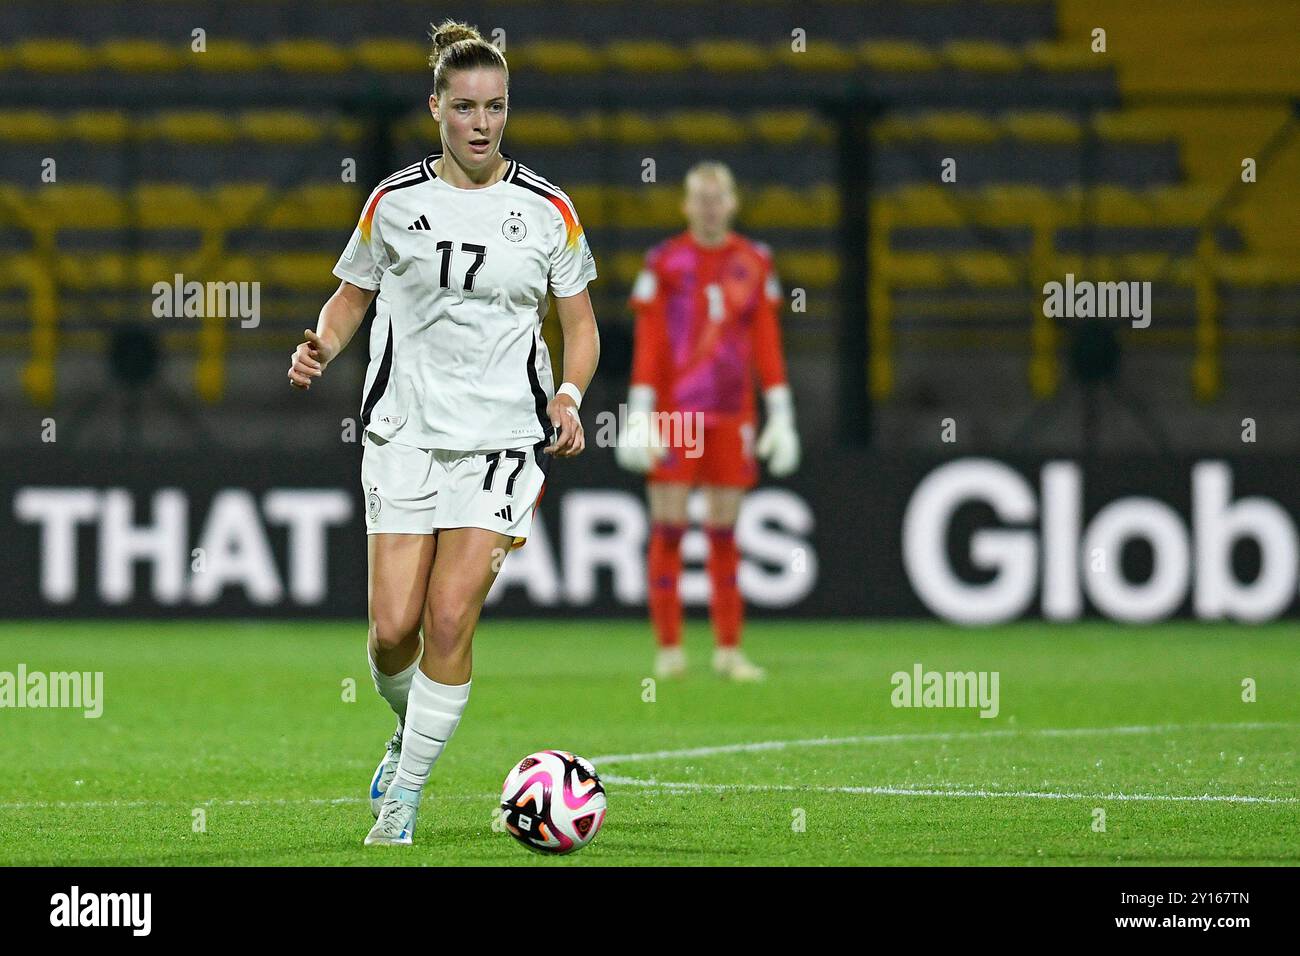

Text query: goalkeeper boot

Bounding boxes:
[713,647,766,683]
[368,725,403,818]
[654,647,687,679]
[364,784,421,846]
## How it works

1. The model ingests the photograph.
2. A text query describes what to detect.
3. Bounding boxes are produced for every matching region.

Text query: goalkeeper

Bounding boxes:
[616,161,799,682]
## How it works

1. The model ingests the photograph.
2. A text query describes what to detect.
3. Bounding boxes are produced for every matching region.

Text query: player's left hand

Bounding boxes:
[756,384,800,477]
[544,394,585,458]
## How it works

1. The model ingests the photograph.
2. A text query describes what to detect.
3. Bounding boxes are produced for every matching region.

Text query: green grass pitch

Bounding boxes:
[0,619,1296,866]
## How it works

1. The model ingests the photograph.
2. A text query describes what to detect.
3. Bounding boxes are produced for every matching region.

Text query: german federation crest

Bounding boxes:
[502,212,526,242]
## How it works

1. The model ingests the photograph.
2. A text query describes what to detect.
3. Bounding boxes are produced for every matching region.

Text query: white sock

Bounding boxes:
[392,669,471,793]
[368,637,423,730]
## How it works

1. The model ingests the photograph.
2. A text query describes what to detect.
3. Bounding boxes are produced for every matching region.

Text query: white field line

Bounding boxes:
[592,722,1300,806]
[600,776,1299,805]
[0,794,495,811]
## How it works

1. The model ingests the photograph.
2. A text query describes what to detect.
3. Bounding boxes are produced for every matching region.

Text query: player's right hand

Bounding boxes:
[288,329,334,390]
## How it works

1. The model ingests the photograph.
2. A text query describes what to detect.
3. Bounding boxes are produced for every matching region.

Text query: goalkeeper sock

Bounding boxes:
[368,637,423,730]
[648,520,686,648]
[392,670,471,793]
[707,525,743,649]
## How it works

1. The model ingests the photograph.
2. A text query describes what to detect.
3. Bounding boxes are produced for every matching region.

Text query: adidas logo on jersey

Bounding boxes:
[407,215,431,231]
[494,505,513,521]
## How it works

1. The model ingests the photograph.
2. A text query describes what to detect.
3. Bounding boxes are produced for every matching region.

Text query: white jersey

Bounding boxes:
[332,152,597,450]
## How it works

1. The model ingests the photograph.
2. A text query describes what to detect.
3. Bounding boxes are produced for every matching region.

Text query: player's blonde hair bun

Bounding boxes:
[428,18,509,95]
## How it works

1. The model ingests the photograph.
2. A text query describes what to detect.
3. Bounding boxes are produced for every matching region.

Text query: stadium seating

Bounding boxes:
[0,0,1294,450]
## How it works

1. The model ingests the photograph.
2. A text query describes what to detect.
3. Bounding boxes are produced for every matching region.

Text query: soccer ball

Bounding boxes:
[500,750,607,854]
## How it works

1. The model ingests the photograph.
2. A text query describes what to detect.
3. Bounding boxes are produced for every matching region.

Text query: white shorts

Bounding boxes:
[361,429,552,550]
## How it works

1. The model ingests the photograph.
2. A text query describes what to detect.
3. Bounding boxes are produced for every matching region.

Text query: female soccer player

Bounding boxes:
[616,162,798,682]
[287,20,599,846]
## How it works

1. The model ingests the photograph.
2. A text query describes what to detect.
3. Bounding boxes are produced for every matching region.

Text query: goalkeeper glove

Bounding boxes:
[615,384,667,473]
[756,384,800,477]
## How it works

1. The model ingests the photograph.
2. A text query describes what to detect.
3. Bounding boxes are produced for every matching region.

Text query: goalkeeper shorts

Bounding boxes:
[648,414,758,489]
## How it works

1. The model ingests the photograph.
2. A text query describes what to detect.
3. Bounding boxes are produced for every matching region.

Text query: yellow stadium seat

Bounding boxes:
[506,112,580,147]
[267,39,351,73]
[1119,254,1177,281]
[743,186,838,230]
[514,41,604,74]
[267,185,357,229]
[147,111,238,144]
[601,112,662,145]
[613,251,645,287]
[879,185,963,227]
[32,185,126,229]
[210,255,258,284]
[1090,186,1153,226]
[213,184,273,226]
[664,111,749,146]
[566,186,605,228]
[65,110,130,143]
[950,252,1023,287]
[688,40,766,73]
[0,111,60,143]
[1092,111,1168,143]
[976,184,1057,224]
[353,39,428,73]
[237,111,323,143]
[943,40,1023,72]
[610,188,679,229]
[916,111,1000,143]
[775,39,855,72]
[331,118,365,144]
[750,110,816,145]
[880,111,1001,143]
[12,39,94,73]
[1215,256,1300,285]
[1000,111,1081,143]
[55,253,128,291]
[777,251,838,289]
[99,39,183,73]
[393,112,435,146]
[1147,185,1220,224]
[192,39,263,72]
[880,253,947,287]
[0,255,40,290]
[605,40,690,72]
[265,253,340,291]
[857,40,940,73]
[647,188,687,228]
[132,184,210,229]
[1024,40,1106,73]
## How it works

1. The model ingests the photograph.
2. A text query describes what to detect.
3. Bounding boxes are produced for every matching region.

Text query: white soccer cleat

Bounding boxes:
[368,725,403,818]
[713,648,766,682]
[654,647,687,679]
[364,783,421,846]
